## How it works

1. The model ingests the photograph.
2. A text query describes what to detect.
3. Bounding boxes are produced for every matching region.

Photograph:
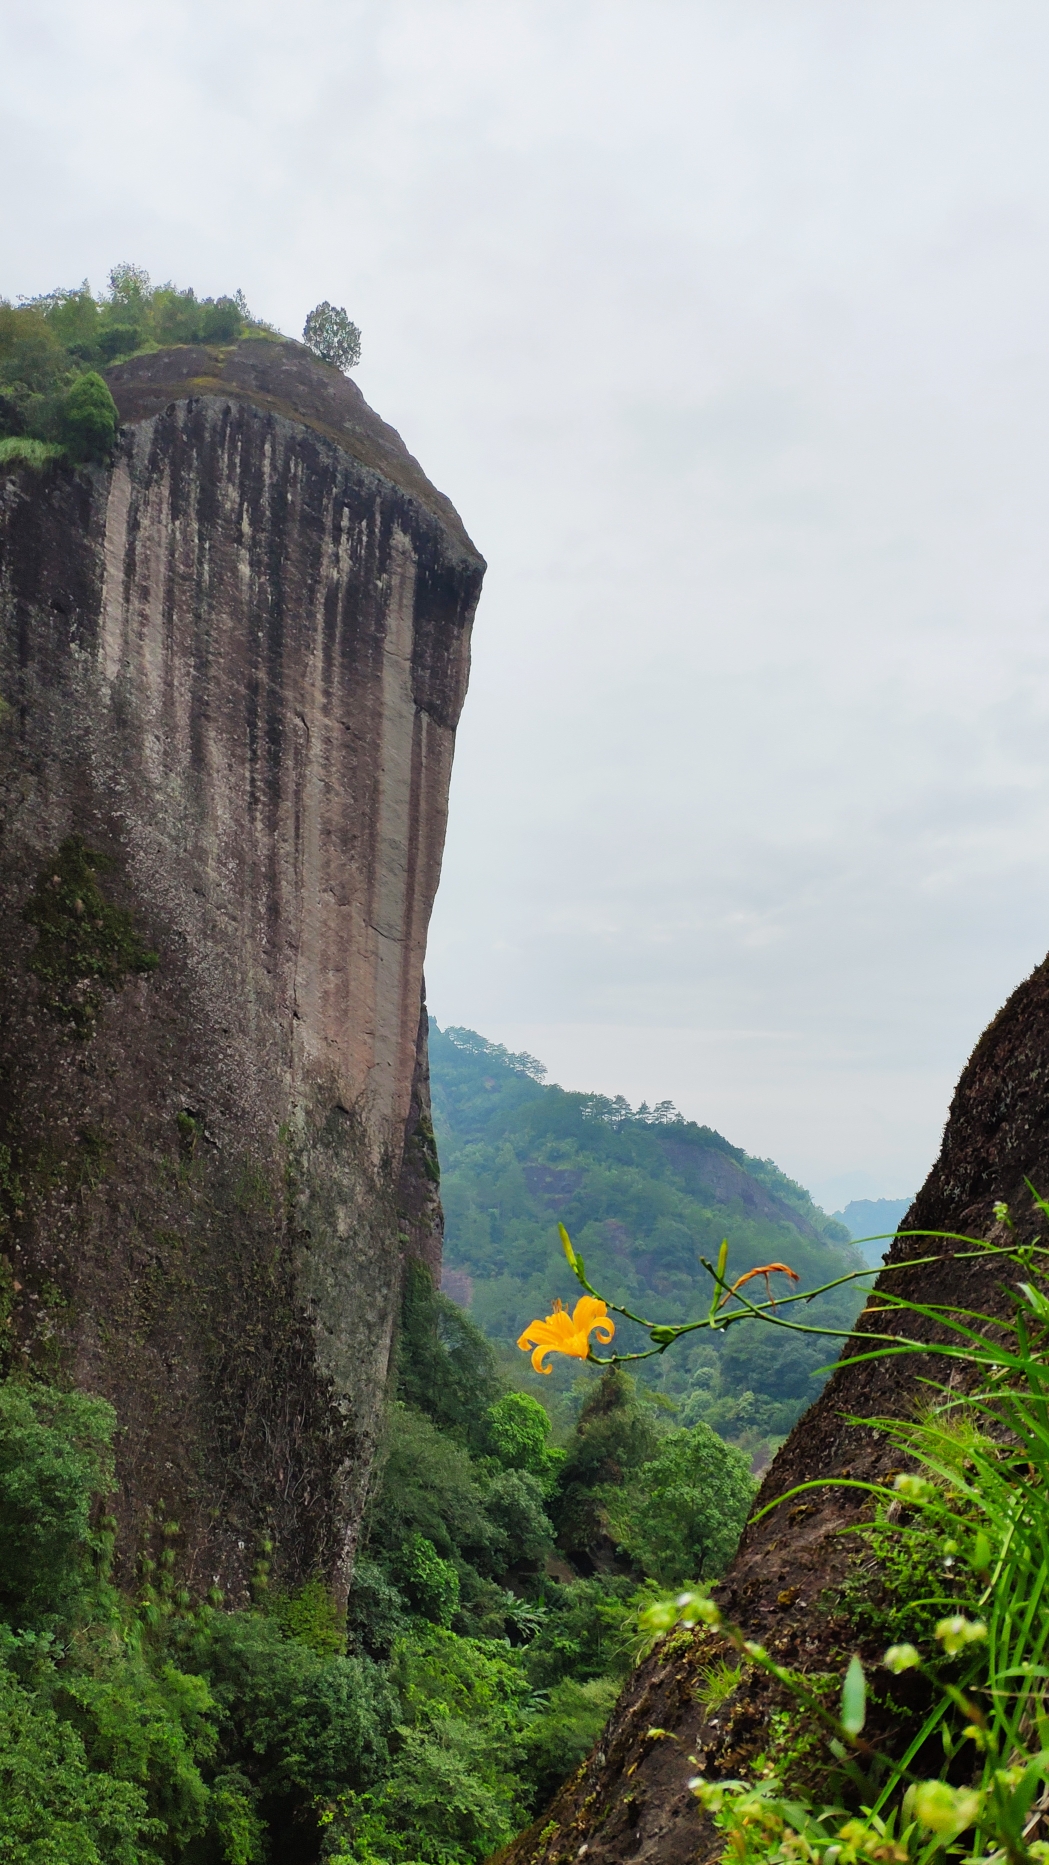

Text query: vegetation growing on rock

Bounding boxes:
[639,1205,1049,1865]
[0,263,276,466]
[23,836,158,1035]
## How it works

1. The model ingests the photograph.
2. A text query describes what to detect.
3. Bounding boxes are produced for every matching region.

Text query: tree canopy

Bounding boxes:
[302,300,362,371]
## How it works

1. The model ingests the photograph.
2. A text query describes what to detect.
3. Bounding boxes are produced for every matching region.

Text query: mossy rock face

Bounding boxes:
[23,836,157,1035]
[0,345,478,1610]
[415,1114,440,1185]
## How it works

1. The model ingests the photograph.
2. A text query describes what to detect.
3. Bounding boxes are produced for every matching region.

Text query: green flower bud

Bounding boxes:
[935,1615,987,1657]
[638,1599,678,1636]
[883,1643,922,1673]
[912,1781,982,1837]
[893,1472,937,1504]
[677,1593,722,1628]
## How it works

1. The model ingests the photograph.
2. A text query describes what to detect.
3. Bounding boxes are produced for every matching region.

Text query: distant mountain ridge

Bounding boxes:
[429,1023,867,1467]
[830,1195,915,1266]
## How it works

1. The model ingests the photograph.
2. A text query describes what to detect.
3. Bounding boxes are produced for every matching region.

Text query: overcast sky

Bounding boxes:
[4,0,1049,1210]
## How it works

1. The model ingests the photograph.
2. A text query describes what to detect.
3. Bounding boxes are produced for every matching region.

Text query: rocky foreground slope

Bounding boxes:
[498,953,1049,1864]
[0,338,483,1602]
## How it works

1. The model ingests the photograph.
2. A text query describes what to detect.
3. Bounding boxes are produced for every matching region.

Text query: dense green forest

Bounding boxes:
[430,1023,868,1472]
[0,264,276,468]
[0,1257,759,1862]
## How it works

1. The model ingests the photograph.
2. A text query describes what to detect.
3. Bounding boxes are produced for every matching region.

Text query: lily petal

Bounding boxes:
[518,1297,615,1371]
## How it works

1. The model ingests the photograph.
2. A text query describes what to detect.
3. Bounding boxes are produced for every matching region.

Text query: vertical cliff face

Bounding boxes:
[498,955,1049,1865]
[0,340,483,1600]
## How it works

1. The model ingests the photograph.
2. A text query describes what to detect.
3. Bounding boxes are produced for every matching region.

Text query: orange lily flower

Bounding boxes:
[718,1262,799,1309]
[517,1296,615,1374]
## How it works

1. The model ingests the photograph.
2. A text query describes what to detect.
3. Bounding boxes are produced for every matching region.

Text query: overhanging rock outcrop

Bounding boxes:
[0,339,483,1601]
[497,952,1049,1865]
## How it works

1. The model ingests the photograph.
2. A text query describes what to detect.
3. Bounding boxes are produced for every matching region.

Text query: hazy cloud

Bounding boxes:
[4,0,1049,1205]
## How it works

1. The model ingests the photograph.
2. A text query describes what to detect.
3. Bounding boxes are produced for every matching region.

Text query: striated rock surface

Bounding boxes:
[0,339,483,1601]
[498,953,1049,1865]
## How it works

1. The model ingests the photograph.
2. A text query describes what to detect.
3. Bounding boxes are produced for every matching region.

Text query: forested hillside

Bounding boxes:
[431,1023,868,1471]
[0,1249,762,1861]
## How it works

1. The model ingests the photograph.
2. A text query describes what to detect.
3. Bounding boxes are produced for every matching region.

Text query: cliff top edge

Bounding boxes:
[105,339,484,564]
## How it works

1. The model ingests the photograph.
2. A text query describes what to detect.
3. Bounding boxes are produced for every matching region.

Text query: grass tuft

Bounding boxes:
[0,437,66,470]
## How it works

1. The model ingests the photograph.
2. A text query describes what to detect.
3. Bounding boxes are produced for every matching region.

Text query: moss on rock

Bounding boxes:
[22,837,158,1035]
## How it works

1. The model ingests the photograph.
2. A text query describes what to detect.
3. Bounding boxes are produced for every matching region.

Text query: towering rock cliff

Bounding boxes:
[500,952,1049,1865]
[0,339,483,1601]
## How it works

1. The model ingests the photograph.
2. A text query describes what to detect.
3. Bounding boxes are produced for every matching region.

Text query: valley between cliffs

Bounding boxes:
[0,338,483,1602]
[498,955,1049,1865]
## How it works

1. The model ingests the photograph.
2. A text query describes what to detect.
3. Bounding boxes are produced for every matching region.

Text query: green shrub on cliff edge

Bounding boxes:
[0,434,65,469]
[61,370,118,461]
[302,301,361,372]
[0,264,280,469]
